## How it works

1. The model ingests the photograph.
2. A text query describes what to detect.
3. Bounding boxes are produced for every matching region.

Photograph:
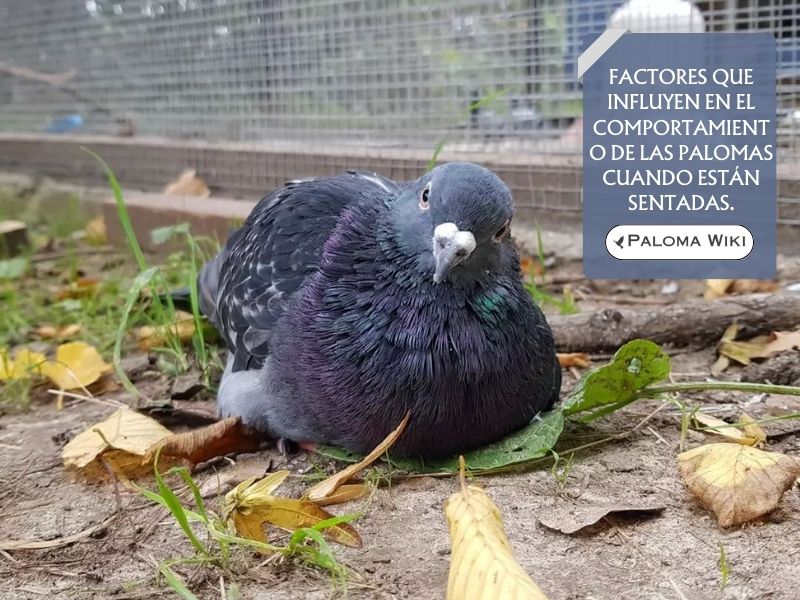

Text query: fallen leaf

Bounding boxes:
[693,413,757,446]
[738,413,767,448]
[84,216,107,245]
[136,311,197,351]
[42,341,112,390]
[711,323,738,374]
[730,279,778,295]
[306,412,410,502]
[0,257,28,280]
[704,279,777,300]
[0,348,47,381]
[318,409,566,475]
[223,472,362,549]
[677,443,800,527]
[704,279,734,300]
[557,352,591,369]
[164,169,211,198]
[719,330,800,366]
[562,339,670,421]
[445,457,549,600]
[310,484,368,507]
[34,323,81,340]
[147,416,262,465]
[538,501,665,534]
[62,408,174,481]
[54,277,99,300]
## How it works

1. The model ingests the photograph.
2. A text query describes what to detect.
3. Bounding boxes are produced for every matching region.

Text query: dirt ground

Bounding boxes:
[2,256,800,600]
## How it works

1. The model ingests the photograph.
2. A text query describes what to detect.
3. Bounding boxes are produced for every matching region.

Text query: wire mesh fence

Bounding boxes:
[0,1,798,224]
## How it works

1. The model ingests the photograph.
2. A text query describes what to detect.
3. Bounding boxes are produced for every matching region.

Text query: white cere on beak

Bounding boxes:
[432,222,477,284]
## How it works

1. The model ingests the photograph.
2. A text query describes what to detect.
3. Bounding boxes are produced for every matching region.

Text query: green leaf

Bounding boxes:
[318,410,565,474]
[562,339,671,422]
[151,223,190,245]
[0,257,27,280]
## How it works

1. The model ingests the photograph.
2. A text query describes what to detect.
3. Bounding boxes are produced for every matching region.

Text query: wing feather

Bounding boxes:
[199,171,400,371]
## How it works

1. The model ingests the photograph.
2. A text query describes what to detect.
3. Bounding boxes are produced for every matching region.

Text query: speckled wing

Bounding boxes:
[200,171,400,372]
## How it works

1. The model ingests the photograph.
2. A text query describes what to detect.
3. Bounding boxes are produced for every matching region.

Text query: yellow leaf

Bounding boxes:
[445,458,549,600]
[62,408,174,481]
[223,471,362,550]
[718,330,800,366]
[692,413,756,446]
[42,341,112,390]
[34,324,81,340]
[704,279,734,300]
[310,484,368,507]
[85,216,107,246]
[677,443,800,527]
[0,348,48,381]
[738,413,767,448]
[136,311,196,351]
[557,352,591,369]
[164,169,211,198]
[306,411,409,502]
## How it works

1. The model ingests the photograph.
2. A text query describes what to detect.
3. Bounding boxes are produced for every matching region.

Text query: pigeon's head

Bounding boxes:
[390,162,514,285]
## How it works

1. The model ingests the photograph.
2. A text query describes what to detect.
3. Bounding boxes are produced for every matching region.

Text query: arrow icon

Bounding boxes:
[614,235,624,249]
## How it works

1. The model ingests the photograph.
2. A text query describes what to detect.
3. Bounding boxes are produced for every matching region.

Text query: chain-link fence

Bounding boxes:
[0,1,799,227]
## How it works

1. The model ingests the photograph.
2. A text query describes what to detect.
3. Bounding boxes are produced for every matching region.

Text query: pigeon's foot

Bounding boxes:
[276,437,298,457]
[276,438,316,458]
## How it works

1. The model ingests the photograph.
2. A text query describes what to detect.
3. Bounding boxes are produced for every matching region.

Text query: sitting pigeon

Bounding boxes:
[199,162,560,457]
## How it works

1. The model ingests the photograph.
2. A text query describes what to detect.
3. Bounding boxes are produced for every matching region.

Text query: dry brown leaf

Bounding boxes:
[223,471,362,550]
[730,279,779,295]
[54,277,99,301]
[738,413,767,448]
[305,411,410,502]
[310,484,368,507]
[42,341,112,390]
[164,169,211,198]
[677,443,800,527]
[692,413,757,446]
[62,408,174,481]
[146,416,262,465]
[34,323,81,340]
[557,352,591,369]
[84,216,108,246]
[704,279,777,300]
[136,311,196,351]
[445,457,549,600]
[719,330,800,366]
[538,501,665,534]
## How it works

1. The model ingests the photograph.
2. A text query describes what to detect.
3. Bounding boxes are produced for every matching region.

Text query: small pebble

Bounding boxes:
[660,280,680,295]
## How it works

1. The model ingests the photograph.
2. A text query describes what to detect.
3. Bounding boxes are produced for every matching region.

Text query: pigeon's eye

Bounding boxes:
[419,184,431,210]
[492,220,511,242]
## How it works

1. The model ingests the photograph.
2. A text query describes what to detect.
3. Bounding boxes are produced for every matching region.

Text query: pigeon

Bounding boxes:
[199,162,561,457]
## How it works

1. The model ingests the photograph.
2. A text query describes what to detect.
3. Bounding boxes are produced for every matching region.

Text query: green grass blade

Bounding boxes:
[153,451,207,555]
[82,147,148,272]
[426,138,448,172]
[159,564,199,600]
[113,267,160,397]
[173,466,209,522]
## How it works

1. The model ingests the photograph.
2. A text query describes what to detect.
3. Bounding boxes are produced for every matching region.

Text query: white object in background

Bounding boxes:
[609,0,706,33]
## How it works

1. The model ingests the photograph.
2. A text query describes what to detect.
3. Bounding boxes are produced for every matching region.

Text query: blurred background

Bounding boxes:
[0,0,798,239]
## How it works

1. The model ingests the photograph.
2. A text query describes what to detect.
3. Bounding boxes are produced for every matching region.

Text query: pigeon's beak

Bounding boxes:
[432,222,476,284]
